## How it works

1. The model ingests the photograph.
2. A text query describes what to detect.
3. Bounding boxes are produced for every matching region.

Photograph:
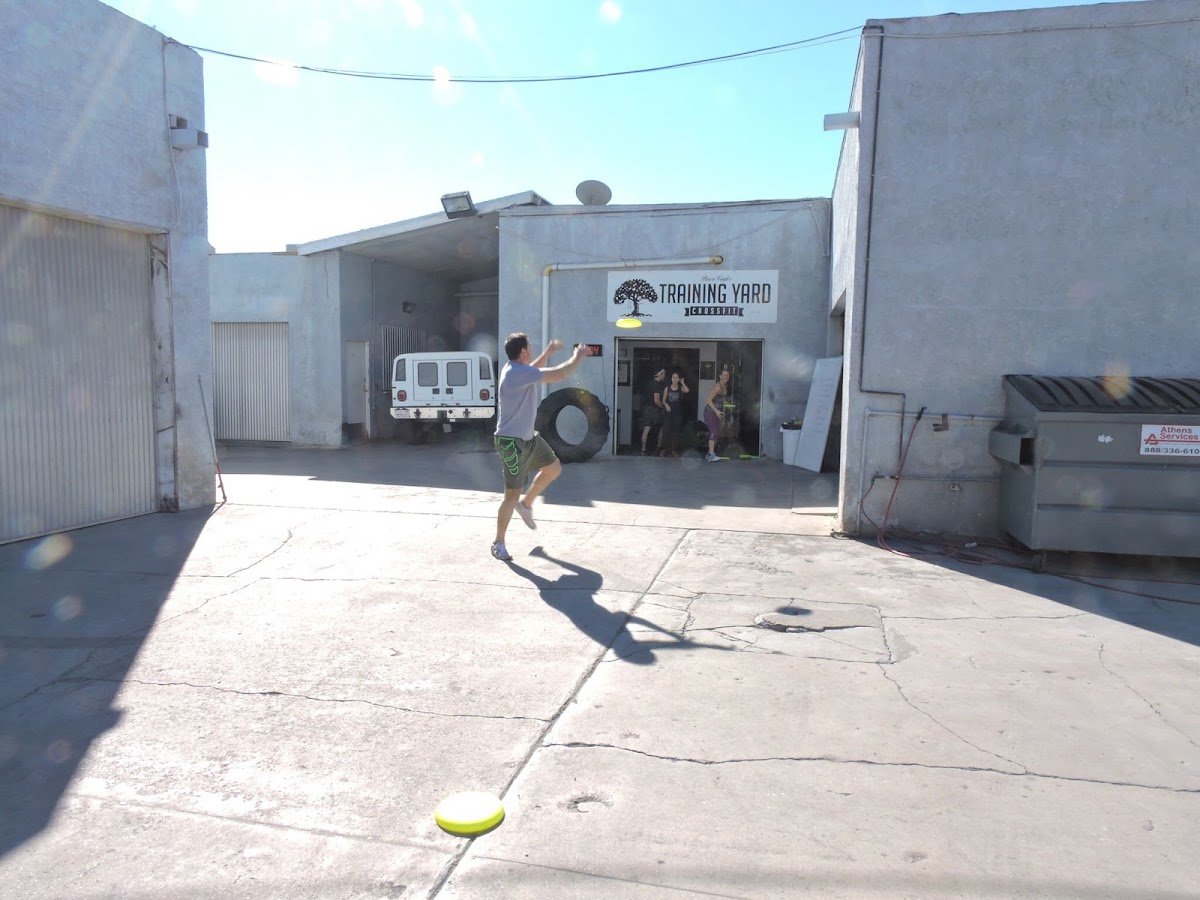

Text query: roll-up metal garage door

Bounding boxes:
[211,322,290,441]
[0,204,157,544]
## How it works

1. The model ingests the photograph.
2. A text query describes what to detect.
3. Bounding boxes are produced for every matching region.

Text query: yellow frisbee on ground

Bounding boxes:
[434,791,505,837]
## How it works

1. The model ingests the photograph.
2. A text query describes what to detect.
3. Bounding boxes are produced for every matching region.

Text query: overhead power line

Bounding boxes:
[171,28,861,84]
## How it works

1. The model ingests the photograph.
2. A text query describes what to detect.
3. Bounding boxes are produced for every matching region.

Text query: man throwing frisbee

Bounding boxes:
[491,333,592,562]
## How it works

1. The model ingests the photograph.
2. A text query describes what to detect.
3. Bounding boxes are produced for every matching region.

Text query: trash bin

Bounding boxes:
[990,374,1200,557]
[780,422,802,467]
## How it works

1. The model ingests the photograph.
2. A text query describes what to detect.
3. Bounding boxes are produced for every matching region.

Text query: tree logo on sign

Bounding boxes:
[612,278,658,318]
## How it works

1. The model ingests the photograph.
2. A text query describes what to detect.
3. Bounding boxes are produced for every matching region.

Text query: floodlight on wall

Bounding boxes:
[440,191,476,219]
[823,111,861,132]
[169,112,209,150]
[402,302,416,313]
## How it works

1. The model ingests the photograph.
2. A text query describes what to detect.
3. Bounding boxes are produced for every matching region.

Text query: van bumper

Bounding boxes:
[390,406,495,421]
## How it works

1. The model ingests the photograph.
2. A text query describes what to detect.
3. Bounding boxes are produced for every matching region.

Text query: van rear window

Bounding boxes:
[394,359,406,382]
[447,361,468,387]
[417,362,438,386]
[479,356,492,381]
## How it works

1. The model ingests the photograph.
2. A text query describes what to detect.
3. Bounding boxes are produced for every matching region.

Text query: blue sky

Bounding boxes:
[104,0,1079,252]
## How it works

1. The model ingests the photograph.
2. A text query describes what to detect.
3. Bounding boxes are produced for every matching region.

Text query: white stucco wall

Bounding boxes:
[211,250,469,445]
[498,200,832,459]
[0,0,212,510]
[834,0,1200,538]
[209,252,343,447]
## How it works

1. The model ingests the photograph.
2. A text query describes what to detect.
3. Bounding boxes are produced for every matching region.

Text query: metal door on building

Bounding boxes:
[212,322,290,441]
[0,204,157,544]
[342,340,370,438]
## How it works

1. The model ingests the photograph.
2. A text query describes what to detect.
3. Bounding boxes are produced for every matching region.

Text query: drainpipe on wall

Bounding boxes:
[539,256,724,398]
[858,24,906,460]
[850,24,910,535]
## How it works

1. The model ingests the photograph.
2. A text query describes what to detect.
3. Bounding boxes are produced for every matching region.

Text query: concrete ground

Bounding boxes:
[1,438,1198,899]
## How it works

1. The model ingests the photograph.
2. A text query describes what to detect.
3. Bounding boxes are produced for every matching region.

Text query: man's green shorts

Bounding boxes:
[494,433,558,490]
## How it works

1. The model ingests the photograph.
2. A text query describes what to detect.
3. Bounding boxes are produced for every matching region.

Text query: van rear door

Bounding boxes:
[444,358,470,405]
[413,358,441,405]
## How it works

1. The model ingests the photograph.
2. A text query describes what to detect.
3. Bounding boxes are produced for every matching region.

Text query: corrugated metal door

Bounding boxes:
[0,204,157,544]
[380,324,427,386]
[211,322,289,441]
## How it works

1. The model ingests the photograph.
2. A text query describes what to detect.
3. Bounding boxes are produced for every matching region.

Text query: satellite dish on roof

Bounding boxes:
[575,180,612,206]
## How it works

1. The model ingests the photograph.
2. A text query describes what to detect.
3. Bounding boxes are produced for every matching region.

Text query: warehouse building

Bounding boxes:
[0,0,212,544]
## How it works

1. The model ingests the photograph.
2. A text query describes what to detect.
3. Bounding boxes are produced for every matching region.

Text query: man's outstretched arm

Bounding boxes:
[530,339,562,368]
[540,344,593,384]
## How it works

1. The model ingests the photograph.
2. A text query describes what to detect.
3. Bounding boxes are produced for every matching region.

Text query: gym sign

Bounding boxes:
[607,270,779,325]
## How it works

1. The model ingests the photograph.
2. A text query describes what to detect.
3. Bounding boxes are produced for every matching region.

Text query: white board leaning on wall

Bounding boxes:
[792,357,842,472]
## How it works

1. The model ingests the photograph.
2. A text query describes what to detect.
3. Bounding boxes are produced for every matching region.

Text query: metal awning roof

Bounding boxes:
[293,190,549,280]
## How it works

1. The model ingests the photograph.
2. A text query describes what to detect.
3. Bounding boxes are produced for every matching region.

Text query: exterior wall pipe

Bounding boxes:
[846,24,909,536]
[857,24,908,462]
[539,255,724,398]
[856,409,1003,533]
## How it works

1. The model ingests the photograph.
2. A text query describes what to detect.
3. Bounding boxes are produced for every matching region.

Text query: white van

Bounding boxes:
[390,351,496,424]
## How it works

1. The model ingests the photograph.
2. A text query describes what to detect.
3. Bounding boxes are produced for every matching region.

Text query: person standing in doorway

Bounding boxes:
[491,333,592,562]
[704,368,731,462]
[658,371,689,457]
[640,367,667,455]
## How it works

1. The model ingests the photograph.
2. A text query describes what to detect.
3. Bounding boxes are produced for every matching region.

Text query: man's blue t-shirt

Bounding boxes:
[494,361,543,440]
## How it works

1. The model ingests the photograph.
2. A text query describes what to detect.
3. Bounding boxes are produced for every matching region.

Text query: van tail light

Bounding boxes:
[397,390,407,402]
[479,389,490,401]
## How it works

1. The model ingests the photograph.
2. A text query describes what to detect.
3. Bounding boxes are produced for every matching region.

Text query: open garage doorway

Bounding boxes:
[614,339,763,457]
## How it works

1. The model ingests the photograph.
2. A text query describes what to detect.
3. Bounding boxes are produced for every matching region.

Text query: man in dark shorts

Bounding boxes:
[491,332,592,562]
[640,367,666,455]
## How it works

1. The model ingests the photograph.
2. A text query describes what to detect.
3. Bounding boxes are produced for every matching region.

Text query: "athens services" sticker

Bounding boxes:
[1140,424,1200,456]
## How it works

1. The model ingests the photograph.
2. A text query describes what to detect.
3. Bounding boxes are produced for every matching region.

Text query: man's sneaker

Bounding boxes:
[516,501,537,530]
[706,452,720,462]
[490,541,513,561]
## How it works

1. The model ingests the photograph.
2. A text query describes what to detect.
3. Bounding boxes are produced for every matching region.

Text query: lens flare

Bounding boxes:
[54,596,83,621]
[1101,365,1132,401]
[46,739,73,765]
[25,534,73,570]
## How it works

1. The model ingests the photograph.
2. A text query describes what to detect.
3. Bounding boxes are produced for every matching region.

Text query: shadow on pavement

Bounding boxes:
[0,509,209,860]
[217,439,840,513]
[870,535,1200,648]
[507,546,733,664]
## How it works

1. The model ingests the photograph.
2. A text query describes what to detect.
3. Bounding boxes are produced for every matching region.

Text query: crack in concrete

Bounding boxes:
[679,595,700,636]
[875,663,1029,774]
[886,613,1088,622]
[0,582,271,712]
[878,615,898,665]
[226,527,296,577]
[63,677,550,723]
[428,528,695,898]
[542,741,1200,794]
[1096,640,1200,752]
[708,628,761,649]
[638,599,691,612]
[65,789,449,853]
[151,580,261,627]
[758,622,877,633]
[651,578,702,600]
[470,854,750,899]
[0,635,144,649]
[0,641,122,712]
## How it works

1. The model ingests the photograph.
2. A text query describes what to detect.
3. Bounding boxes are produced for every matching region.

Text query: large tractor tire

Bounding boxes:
[535,388,610,463]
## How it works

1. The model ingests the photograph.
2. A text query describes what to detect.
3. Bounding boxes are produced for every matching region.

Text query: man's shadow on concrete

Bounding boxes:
[506,546,730,664]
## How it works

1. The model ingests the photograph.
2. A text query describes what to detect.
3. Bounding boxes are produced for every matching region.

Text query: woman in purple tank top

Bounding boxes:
[703,369,730,462]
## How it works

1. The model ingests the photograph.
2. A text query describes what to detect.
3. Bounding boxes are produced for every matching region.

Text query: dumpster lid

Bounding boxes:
[1004,375,1200,413]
